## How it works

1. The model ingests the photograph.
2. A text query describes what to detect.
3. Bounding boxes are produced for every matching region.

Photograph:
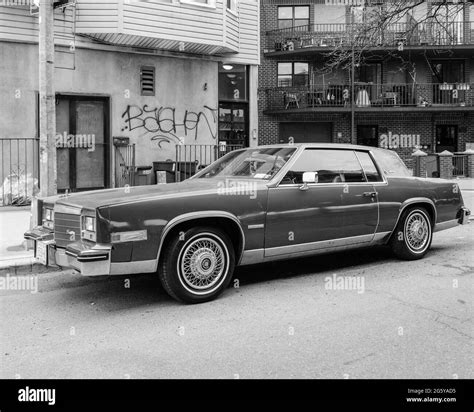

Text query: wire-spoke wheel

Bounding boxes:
[159,227,235,304]
[404,212,430,253]
[390,207,433,260]
[179,236,228,293]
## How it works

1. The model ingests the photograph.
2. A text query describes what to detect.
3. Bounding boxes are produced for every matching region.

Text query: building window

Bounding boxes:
[277,6,310,30]
[180,0,216,8]
[227,0,237,12]
[219,63,247,101]
[431,60,465,83]
[277,62,309,87]
[140,66,155,96]
[431,60,465,104]
[357,125,379,148]
[218,63,249,148]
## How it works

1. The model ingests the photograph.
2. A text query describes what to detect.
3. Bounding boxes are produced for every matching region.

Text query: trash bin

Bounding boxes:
[134,165,154,186]
[153,161,176,184]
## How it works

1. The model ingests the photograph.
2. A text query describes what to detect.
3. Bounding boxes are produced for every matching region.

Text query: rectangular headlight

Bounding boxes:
[42,207,54,229]
[83,216,96,232]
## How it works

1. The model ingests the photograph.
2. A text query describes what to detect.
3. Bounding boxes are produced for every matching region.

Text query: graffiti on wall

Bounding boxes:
[121,104,218,148]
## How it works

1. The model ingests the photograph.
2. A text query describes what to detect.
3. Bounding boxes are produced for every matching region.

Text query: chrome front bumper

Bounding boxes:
[24,227,112,276]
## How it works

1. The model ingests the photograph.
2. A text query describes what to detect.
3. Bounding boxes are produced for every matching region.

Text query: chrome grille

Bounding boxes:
[54,213,81,248]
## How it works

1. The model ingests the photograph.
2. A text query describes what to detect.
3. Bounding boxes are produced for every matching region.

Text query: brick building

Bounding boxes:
[258,0,474,174]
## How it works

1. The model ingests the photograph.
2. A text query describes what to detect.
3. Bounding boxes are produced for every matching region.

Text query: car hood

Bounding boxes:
[44,178,267,210]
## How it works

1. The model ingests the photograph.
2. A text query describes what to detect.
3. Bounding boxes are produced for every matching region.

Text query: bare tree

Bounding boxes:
[319,0,472,75]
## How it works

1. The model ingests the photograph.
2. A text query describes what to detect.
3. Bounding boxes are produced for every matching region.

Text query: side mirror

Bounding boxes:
[300,171,318,191]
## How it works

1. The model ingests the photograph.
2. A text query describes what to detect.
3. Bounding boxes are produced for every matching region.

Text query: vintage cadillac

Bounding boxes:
[25,144,470,303]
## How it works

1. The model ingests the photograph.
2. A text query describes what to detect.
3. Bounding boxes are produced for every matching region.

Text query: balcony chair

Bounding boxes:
[284,92,300,109]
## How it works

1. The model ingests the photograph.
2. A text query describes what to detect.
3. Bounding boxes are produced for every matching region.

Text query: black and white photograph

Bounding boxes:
[0,0,473,408]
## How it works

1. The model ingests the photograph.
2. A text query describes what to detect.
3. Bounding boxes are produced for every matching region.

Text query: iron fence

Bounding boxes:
[452,154,468,177]
[265,21,474,52]
[263,83,474,112]
[114,143,136,187]
[0,138,39,206]
[175,144,244,182]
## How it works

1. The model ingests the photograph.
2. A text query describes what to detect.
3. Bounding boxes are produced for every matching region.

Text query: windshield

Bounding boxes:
[195,147,297,180]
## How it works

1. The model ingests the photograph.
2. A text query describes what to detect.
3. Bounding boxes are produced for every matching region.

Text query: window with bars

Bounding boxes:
[140,66,155,96]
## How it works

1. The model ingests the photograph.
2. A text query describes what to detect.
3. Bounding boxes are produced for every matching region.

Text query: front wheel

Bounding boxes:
[390,207,433,260]
[158,227,235,304]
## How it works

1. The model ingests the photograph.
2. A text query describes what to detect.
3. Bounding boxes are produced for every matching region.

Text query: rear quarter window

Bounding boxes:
[371,149,411,177]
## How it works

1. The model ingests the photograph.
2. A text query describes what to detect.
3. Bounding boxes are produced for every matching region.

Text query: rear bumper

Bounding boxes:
[24,227,111,276]
[433,207,470,232]
[458,206,471,225]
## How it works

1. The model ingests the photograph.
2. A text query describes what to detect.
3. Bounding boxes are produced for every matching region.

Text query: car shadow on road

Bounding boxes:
[54,245,396,311]
[233,245,396,286]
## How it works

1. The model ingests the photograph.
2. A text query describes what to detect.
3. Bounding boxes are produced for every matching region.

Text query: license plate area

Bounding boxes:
[36,241,48,265]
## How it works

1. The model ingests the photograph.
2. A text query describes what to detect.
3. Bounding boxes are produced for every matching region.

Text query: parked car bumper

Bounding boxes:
[24,227,111,276]
[458,206,471,225]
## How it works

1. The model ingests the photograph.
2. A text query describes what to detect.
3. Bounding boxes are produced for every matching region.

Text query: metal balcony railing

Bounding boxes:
[262,83,474,112]
[265,21,474,53]
[0,137,39,206]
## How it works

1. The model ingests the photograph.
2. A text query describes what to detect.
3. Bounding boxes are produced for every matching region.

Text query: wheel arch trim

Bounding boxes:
[154,211,245,271]
[389,197,437,238]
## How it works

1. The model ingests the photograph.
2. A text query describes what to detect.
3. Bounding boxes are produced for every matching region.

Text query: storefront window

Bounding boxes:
[219,63,247,101]
[218,104,248,148]
[218,63,249,148]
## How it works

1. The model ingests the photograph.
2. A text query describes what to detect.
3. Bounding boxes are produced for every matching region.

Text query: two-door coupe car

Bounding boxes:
[25,144,470,303]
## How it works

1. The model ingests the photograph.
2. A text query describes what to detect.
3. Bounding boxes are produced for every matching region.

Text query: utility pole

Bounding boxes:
[39,0,57,197]
[349,4,356,145]
[351,43,355,144]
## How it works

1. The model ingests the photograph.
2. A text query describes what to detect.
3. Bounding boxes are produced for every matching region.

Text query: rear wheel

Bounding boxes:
[390,206,433,260]
[158,227,235,304]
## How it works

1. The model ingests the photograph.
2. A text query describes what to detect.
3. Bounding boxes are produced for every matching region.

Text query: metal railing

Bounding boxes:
[114,143,136,187]
[265,21,474,52]
[452,154,468,177]
[175,143,244,182]
[262,83,474,111]
[0,138,39,206]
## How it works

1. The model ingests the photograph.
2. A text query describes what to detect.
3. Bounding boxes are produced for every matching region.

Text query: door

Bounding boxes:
[356,62,382,102]
[265,148,378,257]
[279,122,332,144]
[218,103,248,148]
[56,96,109,192]
[436,125,458,153]
[357,125,379,147]
[431,60,465,104]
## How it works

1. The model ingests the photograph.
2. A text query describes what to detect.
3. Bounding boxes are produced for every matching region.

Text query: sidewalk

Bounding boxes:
[1,178,473,274]
[0,206,36,274]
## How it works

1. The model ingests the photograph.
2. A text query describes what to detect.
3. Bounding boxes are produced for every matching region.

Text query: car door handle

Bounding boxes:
[363,191,377,198]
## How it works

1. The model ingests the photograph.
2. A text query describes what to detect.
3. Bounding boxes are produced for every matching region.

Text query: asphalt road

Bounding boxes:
[1,225,473,379]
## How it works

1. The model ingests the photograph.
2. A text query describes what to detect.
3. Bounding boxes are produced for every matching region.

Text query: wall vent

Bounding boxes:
[140,66,155,96]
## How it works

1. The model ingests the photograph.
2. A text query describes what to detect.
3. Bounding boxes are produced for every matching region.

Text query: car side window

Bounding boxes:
[355,151,383,182]
[280,149,366,185]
